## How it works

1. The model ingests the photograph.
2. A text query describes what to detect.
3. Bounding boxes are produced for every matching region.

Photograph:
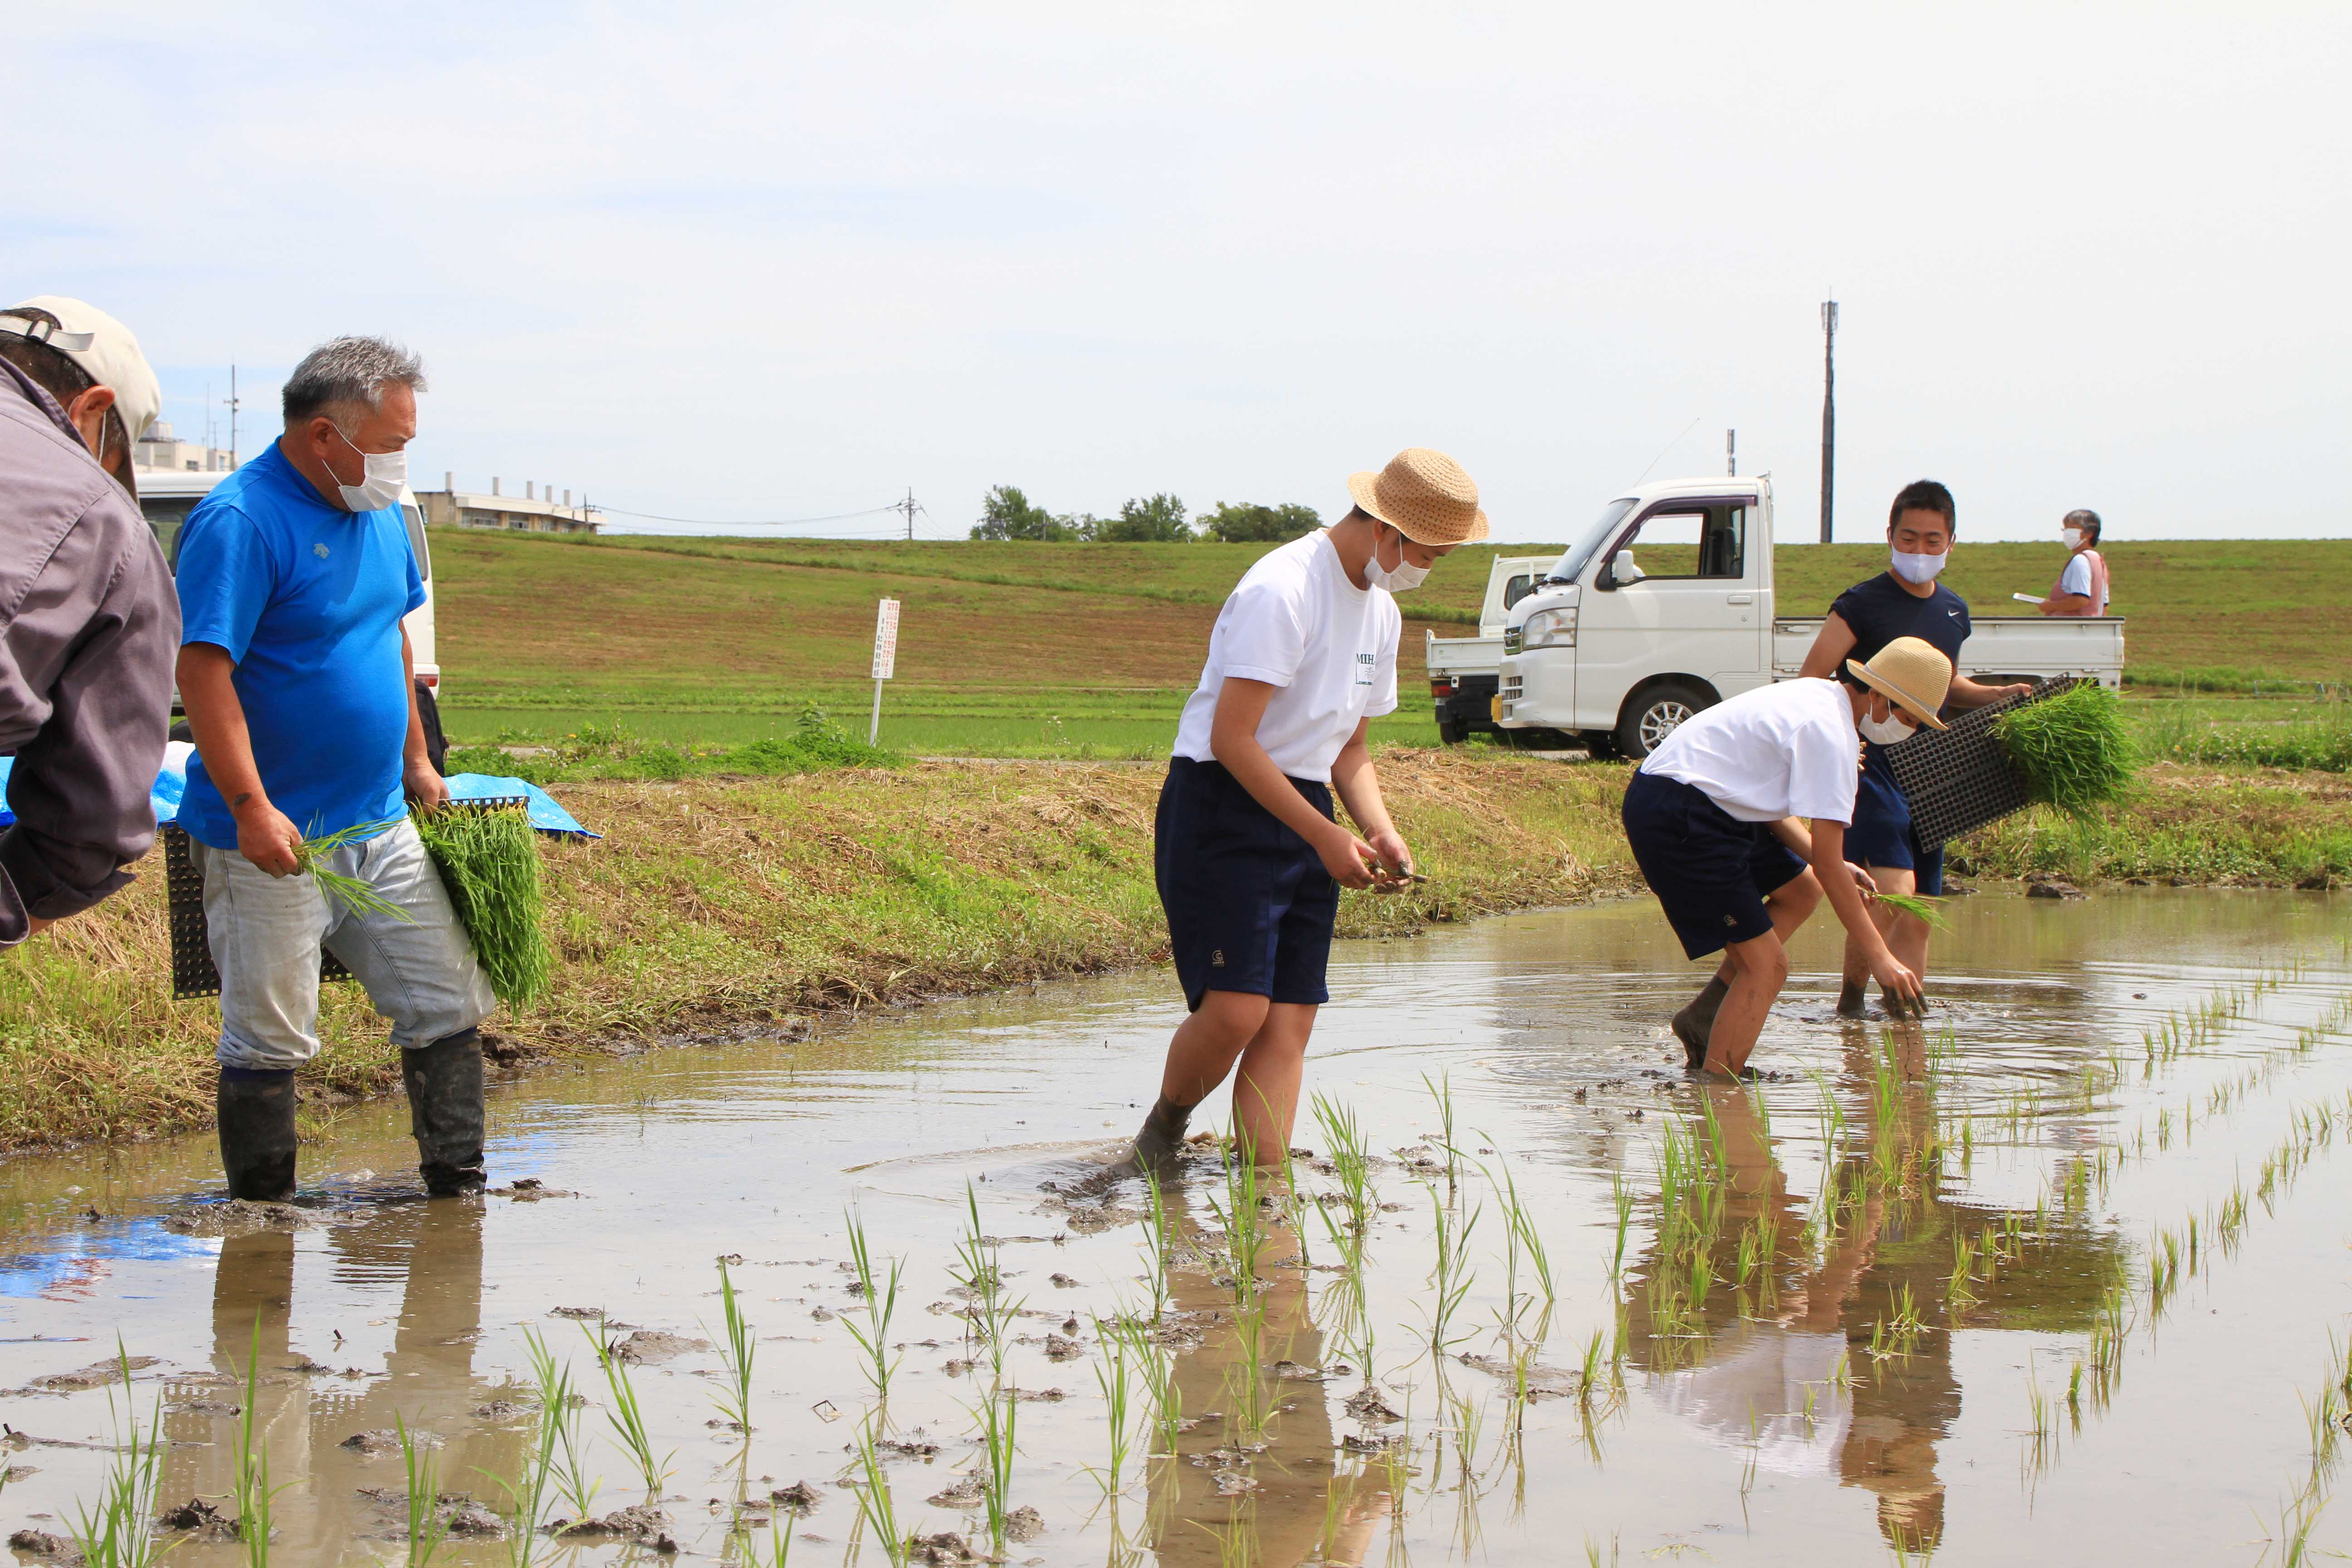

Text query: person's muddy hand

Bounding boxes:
[1317,825,1380,890]
[232,797,305,878]
[1872,951,1926,1016]
[1368,829,1415,889]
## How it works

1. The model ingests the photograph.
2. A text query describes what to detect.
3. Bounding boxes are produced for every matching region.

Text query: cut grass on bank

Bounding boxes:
[0,750,1637,1152]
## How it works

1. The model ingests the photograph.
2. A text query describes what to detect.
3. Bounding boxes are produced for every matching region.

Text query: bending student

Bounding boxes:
[1785,480,2026,1026]
[1119,448,1481,1172]
[175,337,495,1202]
[1622,638,1950,1078]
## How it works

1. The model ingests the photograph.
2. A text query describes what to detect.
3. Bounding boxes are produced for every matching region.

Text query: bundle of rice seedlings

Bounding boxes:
[412,804,551,1008]
[1991,681,2136,815]
[1872,890,1951,932]
[298,817,413,922]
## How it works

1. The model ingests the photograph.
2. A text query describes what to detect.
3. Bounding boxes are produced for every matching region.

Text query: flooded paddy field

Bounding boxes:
[3,889,2349,1566]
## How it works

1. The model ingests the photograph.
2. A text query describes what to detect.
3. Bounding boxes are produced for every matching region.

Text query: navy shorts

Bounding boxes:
[1155,757,1339,1012]
[1621,770,1812,962]
[1847,742,1943,895]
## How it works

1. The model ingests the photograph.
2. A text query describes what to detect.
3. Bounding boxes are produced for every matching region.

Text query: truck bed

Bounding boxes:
[1771,615,2125,689]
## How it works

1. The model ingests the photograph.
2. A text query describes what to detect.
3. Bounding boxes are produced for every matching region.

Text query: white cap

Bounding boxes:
[0,295,164,446]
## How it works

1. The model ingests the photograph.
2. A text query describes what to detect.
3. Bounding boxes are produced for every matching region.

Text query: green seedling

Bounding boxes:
[1089,1313,1137,1496]
[975,1389,1019,1554]
[396,1412,451,1568]
[708,1257,757,1432]
[844,1209,906,1406]
[1422,1071,1462,1195]
[233,1319,291,1568]
[584,1322,673,1494]
[296,816,415,923]
[1421,1185,1481,1358]
[412,802,551,1006]
[527,1330,600,1527]
[850,1417,909,1568]
[1872,890,1952,932]
[65,1343,171,1568]
[482,1335,568,1566]
[1992,680,2136,814]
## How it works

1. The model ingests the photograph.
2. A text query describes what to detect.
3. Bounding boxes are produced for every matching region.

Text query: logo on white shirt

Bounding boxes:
[1355,652,1377,686]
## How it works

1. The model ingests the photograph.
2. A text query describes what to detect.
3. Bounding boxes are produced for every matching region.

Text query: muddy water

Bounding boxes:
[3,889,2349,1565]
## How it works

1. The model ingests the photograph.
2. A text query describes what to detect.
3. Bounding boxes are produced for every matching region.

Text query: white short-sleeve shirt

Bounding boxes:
[1172,532,1401,782]
[1639,678,1862,824]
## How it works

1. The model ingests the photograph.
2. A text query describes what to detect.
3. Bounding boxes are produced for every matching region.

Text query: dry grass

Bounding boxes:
[0,750,1637,1152]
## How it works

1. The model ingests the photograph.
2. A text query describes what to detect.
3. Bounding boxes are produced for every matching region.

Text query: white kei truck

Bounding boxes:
[1431,475,2125,759]
[136,469,451,765]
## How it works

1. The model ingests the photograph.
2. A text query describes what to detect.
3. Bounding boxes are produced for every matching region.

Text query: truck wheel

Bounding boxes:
[1436,715,1462,745]
[1615,680,1713,760]
[1579,730,1621,760]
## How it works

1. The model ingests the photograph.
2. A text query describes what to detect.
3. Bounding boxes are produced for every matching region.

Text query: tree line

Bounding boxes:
[968,486,1324,543]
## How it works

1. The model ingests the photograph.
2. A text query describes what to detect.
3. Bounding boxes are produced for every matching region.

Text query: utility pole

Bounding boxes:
[1818,299,1838,543]
[1726,429,1736,476]
[227,363,240,470]
[892,487,920,541]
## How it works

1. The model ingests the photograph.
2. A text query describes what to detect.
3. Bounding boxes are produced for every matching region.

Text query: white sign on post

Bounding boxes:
[869,598,900,744]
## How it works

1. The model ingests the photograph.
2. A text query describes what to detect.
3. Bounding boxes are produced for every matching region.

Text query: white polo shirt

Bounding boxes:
[1639,678,1862,825]
[1172,531,1401,783]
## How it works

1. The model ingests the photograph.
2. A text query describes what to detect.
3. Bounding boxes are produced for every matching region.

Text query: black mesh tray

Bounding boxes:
[1882,677,2082,851]
[165,798,530,1001]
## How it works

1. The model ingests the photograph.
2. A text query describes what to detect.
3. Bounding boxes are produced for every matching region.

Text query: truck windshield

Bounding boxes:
[1545,498,1638,584]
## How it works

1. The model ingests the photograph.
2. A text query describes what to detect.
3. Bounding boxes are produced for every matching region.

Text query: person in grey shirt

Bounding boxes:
[0,297,179,947]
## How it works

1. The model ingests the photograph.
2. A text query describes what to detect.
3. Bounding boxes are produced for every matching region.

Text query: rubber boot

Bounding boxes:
[403,1028,487,1196]
[1117,1095,1196,1181]
[1671,975,1732,1070]
[1836,980,1871,1019]
[217,1067,299,1202]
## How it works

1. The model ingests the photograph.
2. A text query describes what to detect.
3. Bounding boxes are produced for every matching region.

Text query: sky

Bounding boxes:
[8,2,2346,544]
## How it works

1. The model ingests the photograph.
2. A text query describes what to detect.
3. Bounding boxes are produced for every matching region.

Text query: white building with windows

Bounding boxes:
[416,474,601,535]
[132,421,234,473]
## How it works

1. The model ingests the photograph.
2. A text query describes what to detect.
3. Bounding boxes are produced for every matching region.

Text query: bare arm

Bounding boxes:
[1948,672,2031,709]
[1811,819,1921,1007]
[1796,613,1859,681]
[400,627,447,809]
[1208,677,1378,889]
[1329,718,1412,877]
[2038,591,2092,616]
[177,642,304,876]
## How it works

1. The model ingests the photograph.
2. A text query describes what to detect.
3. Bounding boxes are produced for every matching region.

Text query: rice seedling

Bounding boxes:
[1228,1291,1274,1437]
[584,1322,673,1495]
[759,1514,796,1566]
[1868,887,1953,932]
[849,1417,910,1568]
[1088,1313,1138,1496]
[1313,1095,1376,1234]
[296,816,414,922]
[396,1412,451,1568]
[1135,1168,1174,1323]
[1210,1152,1268,1307]
[413,802,551,1006]
[1607,1171,1635,1289]
[232,1320,289,1568]
[482,1337,568,1567]
[1421,1185,1481,1359]
[1992,680,2136,814]
[65,1343,171,1568]
[843,1209,906,1406]
[975,1389,1019,1554]
[1422,1071,1462,1196]
[528,1330,601,1527]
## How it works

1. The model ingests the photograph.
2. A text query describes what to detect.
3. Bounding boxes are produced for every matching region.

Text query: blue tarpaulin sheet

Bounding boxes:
[0,747,597,839]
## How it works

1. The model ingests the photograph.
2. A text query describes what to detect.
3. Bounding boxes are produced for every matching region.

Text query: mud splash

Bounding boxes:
[1,888,2347,1564]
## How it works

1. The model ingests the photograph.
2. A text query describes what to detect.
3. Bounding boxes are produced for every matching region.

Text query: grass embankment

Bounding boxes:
[430,529,2352,757]
[0,751,1634,1153]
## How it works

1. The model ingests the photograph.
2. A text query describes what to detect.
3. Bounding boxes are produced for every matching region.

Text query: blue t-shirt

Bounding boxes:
[175,441,425,850]
[1830,572,1970,670]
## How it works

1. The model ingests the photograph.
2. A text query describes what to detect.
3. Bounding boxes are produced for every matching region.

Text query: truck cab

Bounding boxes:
[1497,477,1774,757]
[137,470,446,741]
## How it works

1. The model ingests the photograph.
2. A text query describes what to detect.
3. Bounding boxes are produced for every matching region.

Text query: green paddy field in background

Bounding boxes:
[430,530,2351,760]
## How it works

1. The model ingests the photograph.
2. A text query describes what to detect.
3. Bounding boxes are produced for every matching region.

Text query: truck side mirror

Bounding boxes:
[1609,549,1645,587]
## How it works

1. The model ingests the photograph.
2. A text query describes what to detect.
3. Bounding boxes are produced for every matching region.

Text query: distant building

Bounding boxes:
[132,421,234,473]
[416,474,601,535]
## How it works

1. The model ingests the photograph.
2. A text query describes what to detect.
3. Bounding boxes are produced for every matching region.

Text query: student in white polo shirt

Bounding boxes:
[1119,449,1484,1173]
[1620,638,1948,1077]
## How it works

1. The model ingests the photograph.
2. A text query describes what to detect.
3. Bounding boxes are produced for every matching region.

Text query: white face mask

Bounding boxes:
[1858,709,1917,746]
[326,421,407,512]
[1362,526,1430,593]
[2062,527,2085,549]
[1889,549,1947,585]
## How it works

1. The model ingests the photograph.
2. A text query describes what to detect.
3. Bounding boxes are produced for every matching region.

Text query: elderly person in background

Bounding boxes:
[175,336,494,1203]
[2037,508,2110,617]
[0,297,179,948]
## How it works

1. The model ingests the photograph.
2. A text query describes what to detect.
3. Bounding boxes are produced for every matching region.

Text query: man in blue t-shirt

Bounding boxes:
[176,337,492,1203]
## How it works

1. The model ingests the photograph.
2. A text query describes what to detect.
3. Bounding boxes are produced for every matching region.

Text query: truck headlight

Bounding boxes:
[1520,606,1577,650]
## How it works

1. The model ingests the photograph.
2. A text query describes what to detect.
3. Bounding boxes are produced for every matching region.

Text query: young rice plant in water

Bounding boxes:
[67,1344,171,1568]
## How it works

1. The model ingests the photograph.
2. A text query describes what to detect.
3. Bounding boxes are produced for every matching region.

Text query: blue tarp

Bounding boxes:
[0,747,597,838]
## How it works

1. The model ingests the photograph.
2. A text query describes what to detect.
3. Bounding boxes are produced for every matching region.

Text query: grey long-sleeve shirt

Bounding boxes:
[0,357,180,945]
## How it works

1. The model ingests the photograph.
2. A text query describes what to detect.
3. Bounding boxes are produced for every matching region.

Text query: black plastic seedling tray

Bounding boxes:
[1882,677,2085,851]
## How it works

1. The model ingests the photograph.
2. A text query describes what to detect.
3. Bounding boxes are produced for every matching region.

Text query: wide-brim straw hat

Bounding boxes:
[1346,447,1490,545]
[1847,637,1952,730]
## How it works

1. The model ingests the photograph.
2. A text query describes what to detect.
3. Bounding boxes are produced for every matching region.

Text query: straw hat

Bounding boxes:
[1346,447,1490,545]
[1847,637,1952,730]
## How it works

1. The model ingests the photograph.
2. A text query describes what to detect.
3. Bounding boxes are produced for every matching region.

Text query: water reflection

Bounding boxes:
[160,1200,526,1562]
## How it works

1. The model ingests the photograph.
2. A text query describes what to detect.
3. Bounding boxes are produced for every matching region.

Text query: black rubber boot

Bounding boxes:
[217,1067,299,1202]
[403,1028,487,1196]
[1671,975,1732,1070]
[1118,1095,1196,1181]
[1836,980,1871,1019]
